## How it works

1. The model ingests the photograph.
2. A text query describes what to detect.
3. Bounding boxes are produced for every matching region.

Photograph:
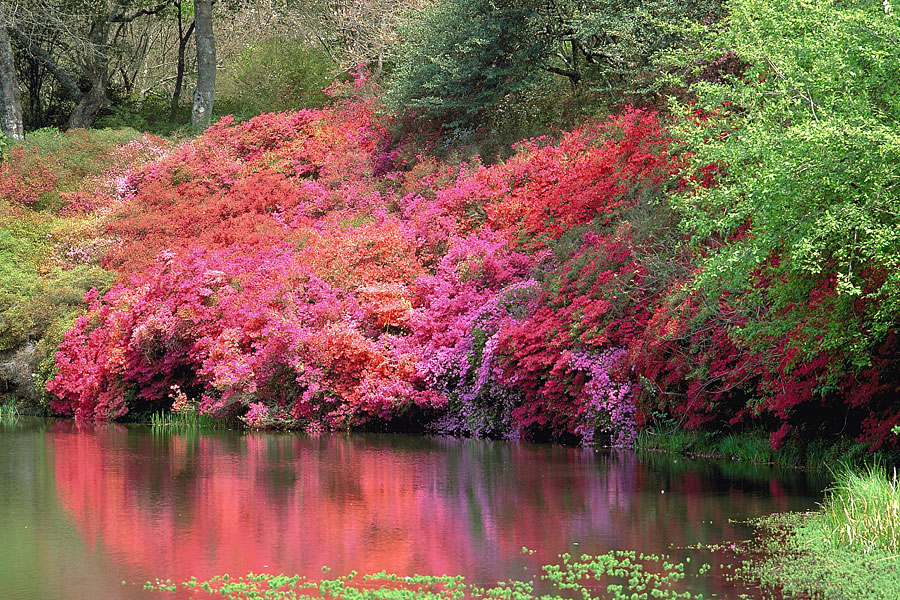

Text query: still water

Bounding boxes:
[0,418,827,599]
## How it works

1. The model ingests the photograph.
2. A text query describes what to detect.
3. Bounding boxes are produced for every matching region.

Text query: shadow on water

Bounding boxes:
[0,418,829,599]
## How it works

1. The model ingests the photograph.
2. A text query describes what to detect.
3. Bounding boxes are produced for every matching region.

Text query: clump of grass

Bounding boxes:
[717,434,773,463]
[0,402,19,419]
[820,464,900,554]
[150,409,218,429]
[633,426,699,454]
[634,425,779,465]
[738,510,900,600]
[737,466,900,599]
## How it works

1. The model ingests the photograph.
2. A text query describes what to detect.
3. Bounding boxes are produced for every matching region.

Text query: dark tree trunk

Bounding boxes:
[171,0,194,120]
[191,0,214,131]
[8,27,83,103]
[0,11,23,140]
[67,77,108,129]
[68,10,113,130]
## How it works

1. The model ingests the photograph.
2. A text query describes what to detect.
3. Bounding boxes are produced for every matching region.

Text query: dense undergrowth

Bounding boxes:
[0,128,171,408]
[1,0,898,455]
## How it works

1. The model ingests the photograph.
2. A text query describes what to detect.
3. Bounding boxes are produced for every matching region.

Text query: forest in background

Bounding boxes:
[1,0,899,460]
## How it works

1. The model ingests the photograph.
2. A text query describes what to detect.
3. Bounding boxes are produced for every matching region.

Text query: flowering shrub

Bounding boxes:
[42,105,675,444]
[0,146,58,206]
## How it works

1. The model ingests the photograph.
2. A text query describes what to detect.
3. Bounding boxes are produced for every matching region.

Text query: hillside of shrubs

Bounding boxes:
[1,0,898,453]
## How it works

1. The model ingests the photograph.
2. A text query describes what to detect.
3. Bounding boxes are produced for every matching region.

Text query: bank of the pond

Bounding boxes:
[735,466,900,600]
[140,412,895,471]
[633,426,900,471]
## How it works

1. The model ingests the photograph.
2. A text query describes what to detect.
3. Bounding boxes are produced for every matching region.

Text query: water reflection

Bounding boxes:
[0,419,828,599]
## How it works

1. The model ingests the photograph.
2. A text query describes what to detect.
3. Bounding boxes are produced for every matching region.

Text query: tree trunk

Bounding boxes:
[171,1,195,121]
[192,0,215,131]
[8,27,84,103]
[68,78,108,129]
[68,9,113,130]
[0,11,23,140]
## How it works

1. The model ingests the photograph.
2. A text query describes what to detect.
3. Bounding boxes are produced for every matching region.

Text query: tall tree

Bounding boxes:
[0,7,22,139]
[191,0,214,130]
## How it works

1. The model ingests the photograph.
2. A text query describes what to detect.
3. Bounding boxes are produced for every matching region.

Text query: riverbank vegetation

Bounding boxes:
[0,0,897,461]
[738,465,900,599]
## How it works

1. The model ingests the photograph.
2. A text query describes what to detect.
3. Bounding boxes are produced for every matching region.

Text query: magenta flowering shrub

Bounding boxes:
[45,104,682,444]
[240,402,271,428]
[569,349,636,447]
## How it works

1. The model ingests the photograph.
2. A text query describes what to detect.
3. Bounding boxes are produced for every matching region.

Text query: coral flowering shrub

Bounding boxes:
[45,105,676,444]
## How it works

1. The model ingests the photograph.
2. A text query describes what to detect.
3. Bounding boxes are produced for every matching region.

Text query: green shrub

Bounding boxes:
[669,0,900,375]
[385,0,721,135]
[94,97,193,138]
[216,37,335,119]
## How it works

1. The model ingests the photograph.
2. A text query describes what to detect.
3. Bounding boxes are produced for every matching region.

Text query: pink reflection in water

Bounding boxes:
[45,423,818,597]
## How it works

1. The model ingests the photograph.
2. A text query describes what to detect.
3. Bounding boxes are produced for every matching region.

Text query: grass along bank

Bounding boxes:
[736,465,900,599]
[633,424,900,470]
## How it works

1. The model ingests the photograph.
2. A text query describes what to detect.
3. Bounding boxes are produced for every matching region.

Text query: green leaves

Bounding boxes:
[385,0,722,131]
[386,0,539,128]
[671,0,900,370]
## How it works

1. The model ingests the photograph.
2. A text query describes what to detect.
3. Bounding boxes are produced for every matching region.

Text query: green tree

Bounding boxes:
[386,0,721,130]
[670,0,900,373]
[386,0,539,128]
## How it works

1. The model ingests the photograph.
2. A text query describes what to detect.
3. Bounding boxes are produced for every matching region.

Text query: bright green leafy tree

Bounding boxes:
[671,0,900,376]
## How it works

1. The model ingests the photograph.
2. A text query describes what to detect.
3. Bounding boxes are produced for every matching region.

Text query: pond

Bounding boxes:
[0,418,827,599]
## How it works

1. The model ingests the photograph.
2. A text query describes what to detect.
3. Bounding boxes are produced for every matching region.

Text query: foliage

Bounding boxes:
[0,128,143,210]
[386,0,540,129]
[671,0,900,364]
[150,388,220,429]
[216,37,336,119]
[0,128,171,409]
[385,0,722,134]
[45,105,673,444]
[739,510,900,600]
[32,0,900,451]
[94,97,194,138]
[631,0,900,449]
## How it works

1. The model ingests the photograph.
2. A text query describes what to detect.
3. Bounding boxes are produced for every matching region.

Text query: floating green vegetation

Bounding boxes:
[144,551,710,599]
[735,467,900,600]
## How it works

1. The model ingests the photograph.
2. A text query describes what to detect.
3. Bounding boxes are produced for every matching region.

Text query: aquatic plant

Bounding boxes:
[144,551,709,599]
[739,510,900,600]
[149,410,219,429]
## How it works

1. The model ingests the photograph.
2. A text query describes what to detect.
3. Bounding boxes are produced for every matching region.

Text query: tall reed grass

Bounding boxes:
[150,409,218,429]
[820,464,900,554]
